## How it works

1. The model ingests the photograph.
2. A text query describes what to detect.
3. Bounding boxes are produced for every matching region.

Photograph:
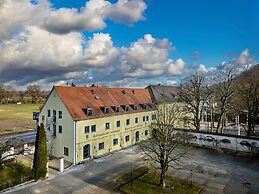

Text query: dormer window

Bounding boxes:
[87,108,93,116]
[115,106,120,113]
[124,105,129,112]
[133,104,138,111]
[141,104,147,110]
[104,107,110,114]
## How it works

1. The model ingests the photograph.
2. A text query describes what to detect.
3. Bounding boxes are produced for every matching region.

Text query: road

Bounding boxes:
[0,131,36,145]
[4,145,259,194]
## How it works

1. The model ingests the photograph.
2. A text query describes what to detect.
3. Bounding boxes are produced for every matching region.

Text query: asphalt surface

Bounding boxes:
[4,145,259,194]
[0,131,36,145]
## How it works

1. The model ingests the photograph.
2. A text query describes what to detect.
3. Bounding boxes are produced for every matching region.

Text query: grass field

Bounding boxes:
[118,167,200,194]
[0,104,42,135]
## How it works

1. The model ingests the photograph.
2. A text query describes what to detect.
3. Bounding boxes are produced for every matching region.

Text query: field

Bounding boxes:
[0,104,42,135]
[118,167,201,194]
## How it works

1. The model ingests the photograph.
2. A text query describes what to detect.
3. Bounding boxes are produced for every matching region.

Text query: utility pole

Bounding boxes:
[236,115,240,135]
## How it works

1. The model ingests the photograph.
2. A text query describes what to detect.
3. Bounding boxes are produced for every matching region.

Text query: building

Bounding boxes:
[39,86,156,165]
[146,84,192,128]
[146,84,178,104]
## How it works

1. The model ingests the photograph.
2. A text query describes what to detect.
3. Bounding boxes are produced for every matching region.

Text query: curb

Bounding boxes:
[1,179,36,193]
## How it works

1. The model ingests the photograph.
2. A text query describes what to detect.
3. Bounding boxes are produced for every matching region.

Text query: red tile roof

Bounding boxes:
[54,86,154,121]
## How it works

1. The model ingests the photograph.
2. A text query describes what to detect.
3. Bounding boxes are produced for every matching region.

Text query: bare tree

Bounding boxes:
[214,68,235,133]
[177,73,211,131]
[141,104,187,188]
[234,66,259,136]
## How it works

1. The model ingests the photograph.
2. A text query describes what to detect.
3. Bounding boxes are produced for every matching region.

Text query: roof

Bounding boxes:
[54,86,154,121]
[146,85,178,104]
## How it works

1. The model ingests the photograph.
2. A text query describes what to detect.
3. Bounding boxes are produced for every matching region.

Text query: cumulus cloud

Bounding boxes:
[121,34,185,78]
[218,48,257,73]
[0,26,84,83]
[106,0,147,24]
[0,0,51,39]
[0,0,147,38]
[0,29,184,89]
[84,33,119,67]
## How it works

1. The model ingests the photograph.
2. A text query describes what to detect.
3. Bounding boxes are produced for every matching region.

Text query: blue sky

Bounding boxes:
[0,0,258,89]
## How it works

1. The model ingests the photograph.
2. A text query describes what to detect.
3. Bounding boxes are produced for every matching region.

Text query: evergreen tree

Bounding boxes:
[33,123,48,179]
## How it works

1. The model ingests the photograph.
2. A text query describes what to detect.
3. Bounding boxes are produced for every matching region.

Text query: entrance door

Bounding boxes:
[83,144,91,159]
[135,131,140,142]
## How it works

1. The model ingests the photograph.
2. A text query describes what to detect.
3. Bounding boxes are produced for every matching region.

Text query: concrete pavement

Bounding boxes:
[4,145,259,194]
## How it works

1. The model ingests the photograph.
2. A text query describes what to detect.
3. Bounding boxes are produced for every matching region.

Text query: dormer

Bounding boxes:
[122,105,129,112]
[141,103,147,110]
[101,106,110,115]
[130,104,138,111]
[83,108,93,116]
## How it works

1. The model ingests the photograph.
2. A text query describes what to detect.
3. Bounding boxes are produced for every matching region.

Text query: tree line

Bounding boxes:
[0,84,47,104]
[177,64,259,137]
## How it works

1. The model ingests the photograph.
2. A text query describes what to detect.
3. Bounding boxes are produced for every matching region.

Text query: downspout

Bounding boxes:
[73,121,77,165]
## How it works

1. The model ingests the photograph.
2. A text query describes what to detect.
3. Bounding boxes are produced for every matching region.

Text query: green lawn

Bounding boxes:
[118,167,201,194]
[0,162,32,190]
[0,104,42,135]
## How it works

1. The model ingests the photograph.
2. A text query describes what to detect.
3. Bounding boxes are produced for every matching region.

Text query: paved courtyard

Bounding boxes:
[4,145,259,194]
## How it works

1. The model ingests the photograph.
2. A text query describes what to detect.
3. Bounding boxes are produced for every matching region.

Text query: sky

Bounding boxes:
[0,0,258,90]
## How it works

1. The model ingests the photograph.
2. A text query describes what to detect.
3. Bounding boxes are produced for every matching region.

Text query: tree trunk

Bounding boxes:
[159,169,166,188]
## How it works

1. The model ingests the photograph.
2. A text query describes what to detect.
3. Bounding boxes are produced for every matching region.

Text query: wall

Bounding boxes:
[76,110,155,163]
[39,88,74,163]
[184,131,259,154]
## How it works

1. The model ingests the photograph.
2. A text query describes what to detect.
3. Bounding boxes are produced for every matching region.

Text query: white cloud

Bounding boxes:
[0,0,147,38]
[0,0,51,39]
[218,48,257,73]
[84,33,119,67]
[121,34,184,78]
[106,0,147,24]
[0,28,185,88]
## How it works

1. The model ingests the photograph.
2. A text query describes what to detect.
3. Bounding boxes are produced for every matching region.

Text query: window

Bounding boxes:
[145,130,148,136]
[113,138,119,146]
[47,110,50,117]
[58,125,62,133]
[146,116,149,121]
[53,110,56,122]
[104,107,110,114]
[142,104,147,110]
[115,106,120,113]
[133,104,138,111]
[64,147,69,156]
[125,105,129,112]
[99,142,104,150]
[143,116,146,122]
[135,117,138,124]
[105,122,110,130]
[152,114,156,120]
[53,124,56,136]
[126,119,130,126]
[87,108,93,116]
[91,125,96,132]
[125,135,130,142]
[58,111,62,119]
[85,126,90,133]
[116,120,121,127]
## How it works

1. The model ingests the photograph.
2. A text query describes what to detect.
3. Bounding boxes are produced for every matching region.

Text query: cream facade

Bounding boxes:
[39,87,155,165]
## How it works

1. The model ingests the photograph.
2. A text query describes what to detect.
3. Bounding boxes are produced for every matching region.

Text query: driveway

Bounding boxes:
[4,145,259,194]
